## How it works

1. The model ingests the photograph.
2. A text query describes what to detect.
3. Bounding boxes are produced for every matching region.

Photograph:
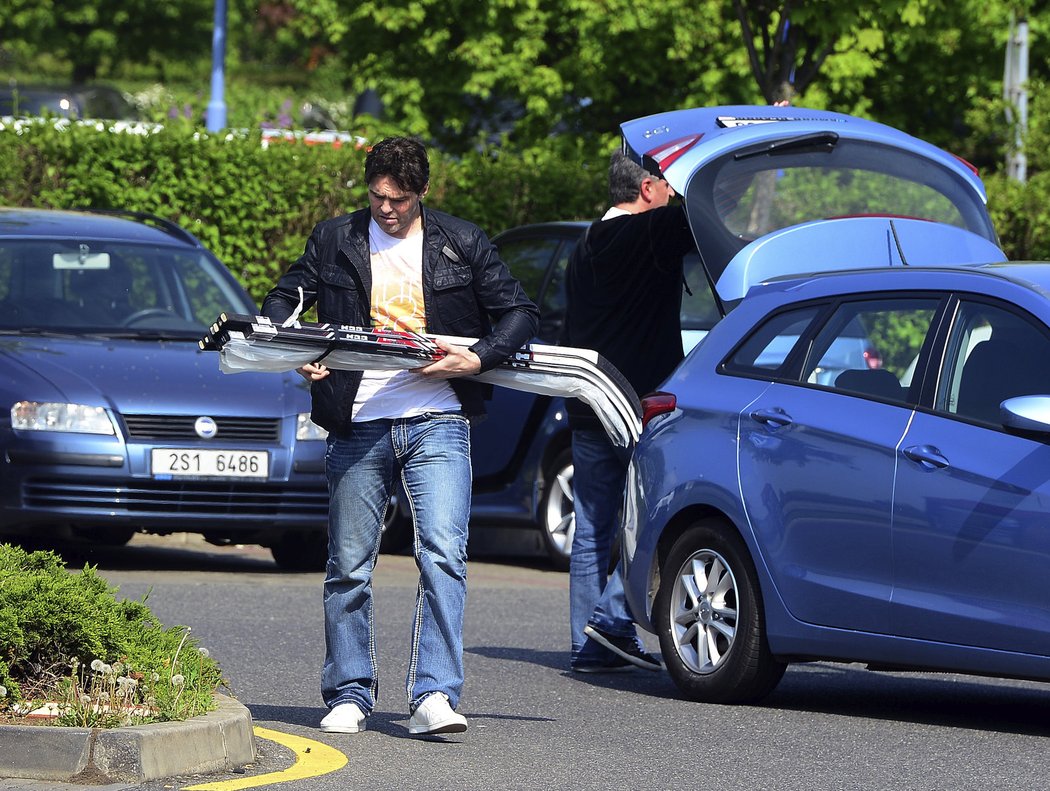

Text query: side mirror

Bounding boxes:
[1000,395,1050,434]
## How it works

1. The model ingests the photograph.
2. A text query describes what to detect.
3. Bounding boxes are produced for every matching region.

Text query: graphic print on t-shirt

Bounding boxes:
[369,223,425,333]
[351,218,460,422]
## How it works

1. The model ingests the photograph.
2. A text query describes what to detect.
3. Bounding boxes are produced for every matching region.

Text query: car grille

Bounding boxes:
[22,478,328,519]
[122,414,281,442]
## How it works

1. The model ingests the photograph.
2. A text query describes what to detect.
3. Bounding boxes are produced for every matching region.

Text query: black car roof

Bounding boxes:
[0,207,203,248]
[494,220,589,238]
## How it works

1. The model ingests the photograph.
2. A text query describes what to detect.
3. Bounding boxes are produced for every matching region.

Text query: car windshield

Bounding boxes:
[0,240,255,337]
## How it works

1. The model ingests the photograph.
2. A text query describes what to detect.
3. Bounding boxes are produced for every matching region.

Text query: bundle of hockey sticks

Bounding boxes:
[200,314,643,449]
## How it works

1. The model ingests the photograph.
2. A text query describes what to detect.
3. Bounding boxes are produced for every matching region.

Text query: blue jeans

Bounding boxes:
[569,429,638,664]
[321,412,471,715]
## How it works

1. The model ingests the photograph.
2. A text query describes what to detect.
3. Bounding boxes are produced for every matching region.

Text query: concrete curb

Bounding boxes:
[0,693,256,784]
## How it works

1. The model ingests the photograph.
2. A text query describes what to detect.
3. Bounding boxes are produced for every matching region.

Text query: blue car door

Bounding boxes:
[735,296,937,632]
[890,297,1050,655]
[739,385,906,632]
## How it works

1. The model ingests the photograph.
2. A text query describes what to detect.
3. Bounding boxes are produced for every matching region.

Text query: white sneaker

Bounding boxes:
[407,693,467,735]
[320,702,366,733]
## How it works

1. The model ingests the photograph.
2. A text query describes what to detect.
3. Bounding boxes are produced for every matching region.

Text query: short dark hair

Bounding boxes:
[608,151,652,205]
[364,136,430,194]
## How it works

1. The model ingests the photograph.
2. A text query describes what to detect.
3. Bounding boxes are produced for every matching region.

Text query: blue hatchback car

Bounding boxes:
[0,208,331,569]
[613,106,1050,703]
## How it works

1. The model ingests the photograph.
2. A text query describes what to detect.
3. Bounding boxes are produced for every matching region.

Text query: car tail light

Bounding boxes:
[864,348,883,369]
[645,134,703,172]
[641,391,677,429]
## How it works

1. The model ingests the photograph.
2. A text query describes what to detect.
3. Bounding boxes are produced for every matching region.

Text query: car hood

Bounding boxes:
[620,105,1004,308]
[0,335,308,416]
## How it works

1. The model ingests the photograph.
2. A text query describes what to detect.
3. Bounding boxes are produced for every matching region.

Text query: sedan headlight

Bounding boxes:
[296,412,328,441]
[11,401,115,435]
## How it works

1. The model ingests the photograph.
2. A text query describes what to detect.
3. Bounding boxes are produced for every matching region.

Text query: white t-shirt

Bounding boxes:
[351,219,460,421]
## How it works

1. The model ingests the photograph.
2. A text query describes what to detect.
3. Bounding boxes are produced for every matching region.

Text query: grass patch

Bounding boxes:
[0,543,224,727]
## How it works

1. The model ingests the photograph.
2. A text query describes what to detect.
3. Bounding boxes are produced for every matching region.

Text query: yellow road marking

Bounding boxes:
[183,725,348,791]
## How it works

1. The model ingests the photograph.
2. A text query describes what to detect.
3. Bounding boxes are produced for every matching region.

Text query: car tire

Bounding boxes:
[380,492,412,554]
[270,532,328,571]
[654,519,786,703]
[538,448,574,571]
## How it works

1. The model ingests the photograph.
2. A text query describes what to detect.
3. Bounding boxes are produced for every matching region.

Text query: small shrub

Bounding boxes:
[0,543,224,727]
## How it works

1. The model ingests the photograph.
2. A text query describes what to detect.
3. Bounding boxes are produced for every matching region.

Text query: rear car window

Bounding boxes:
[716,166,966,240]
[804,298,940,399]
[686,138,998,289]
[724,306,820,376]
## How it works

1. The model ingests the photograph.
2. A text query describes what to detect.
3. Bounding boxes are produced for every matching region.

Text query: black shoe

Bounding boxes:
[583,625,663,671]
[570,657,635,674]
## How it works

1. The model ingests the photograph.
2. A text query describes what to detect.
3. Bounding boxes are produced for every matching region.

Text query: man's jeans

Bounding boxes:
[321,412,471,714]
[569,428,637,664]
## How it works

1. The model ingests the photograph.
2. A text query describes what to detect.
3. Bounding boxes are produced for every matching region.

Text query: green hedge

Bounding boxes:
[0,121,608,302]
[0,120,1045,305]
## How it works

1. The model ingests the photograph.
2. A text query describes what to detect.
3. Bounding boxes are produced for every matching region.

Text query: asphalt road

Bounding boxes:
[5,533,1050,791]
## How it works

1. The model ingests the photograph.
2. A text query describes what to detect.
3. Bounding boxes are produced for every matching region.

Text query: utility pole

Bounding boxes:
[1004,11,1029,182]
[206,0,228,132]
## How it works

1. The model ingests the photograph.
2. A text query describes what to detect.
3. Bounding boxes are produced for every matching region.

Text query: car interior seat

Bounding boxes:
[954,336,1050,424]
[833,368,905,402]
[69,255,133,323]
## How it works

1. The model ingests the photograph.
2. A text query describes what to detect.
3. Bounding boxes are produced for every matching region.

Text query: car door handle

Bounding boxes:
[902,444,950,470]
[749,408,793,428]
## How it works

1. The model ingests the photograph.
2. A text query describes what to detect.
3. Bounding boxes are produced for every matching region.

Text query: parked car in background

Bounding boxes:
[0,208,330,570]
[0,85,139,121]
[611,105,1050,704]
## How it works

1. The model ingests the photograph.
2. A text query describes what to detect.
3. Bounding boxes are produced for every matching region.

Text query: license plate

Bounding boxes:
[151,449,269,478]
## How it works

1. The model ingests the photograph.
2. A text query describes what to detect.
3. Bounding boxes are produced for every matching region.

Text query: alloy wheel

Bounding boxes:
[669,548,739,674]
[541,453,574,567]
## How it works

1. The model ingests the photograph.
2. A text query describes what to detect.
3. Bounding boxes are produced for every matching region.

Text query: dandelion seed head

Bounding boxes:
[171,674,185,686]
[198,647,210,658]
[90,659,104,672]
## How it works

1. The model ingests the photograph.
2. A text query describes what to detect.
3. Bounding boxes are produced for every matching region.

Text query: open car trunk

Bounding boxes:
[619,105,1005,311]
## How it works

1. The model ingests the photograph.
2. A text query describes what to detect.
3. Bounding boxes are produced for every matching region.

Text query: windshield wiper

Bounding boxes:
[734,132,839,161]
[0,327,86,338]
[100,329,202,340]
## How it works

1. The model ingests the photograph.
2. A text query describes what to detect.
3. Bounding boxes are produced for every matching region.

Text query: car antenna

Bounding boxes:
[889,219,910,266]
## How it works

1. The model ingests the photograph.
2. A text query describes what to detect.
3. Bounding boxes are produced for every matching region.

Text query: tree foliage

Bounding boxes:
[731,0,955,103]
[0,0,1047,169]
[217,0,1049,162]
[0,0,215,83]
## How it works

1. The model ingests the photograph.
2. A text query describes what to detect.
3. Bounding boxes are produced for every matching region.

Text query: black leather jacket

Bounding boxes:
[261,205,539,433]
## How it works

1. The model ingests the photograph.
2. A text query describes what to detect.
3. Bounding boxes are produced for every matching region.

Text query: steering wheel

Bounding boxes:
[121,308,177,326]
